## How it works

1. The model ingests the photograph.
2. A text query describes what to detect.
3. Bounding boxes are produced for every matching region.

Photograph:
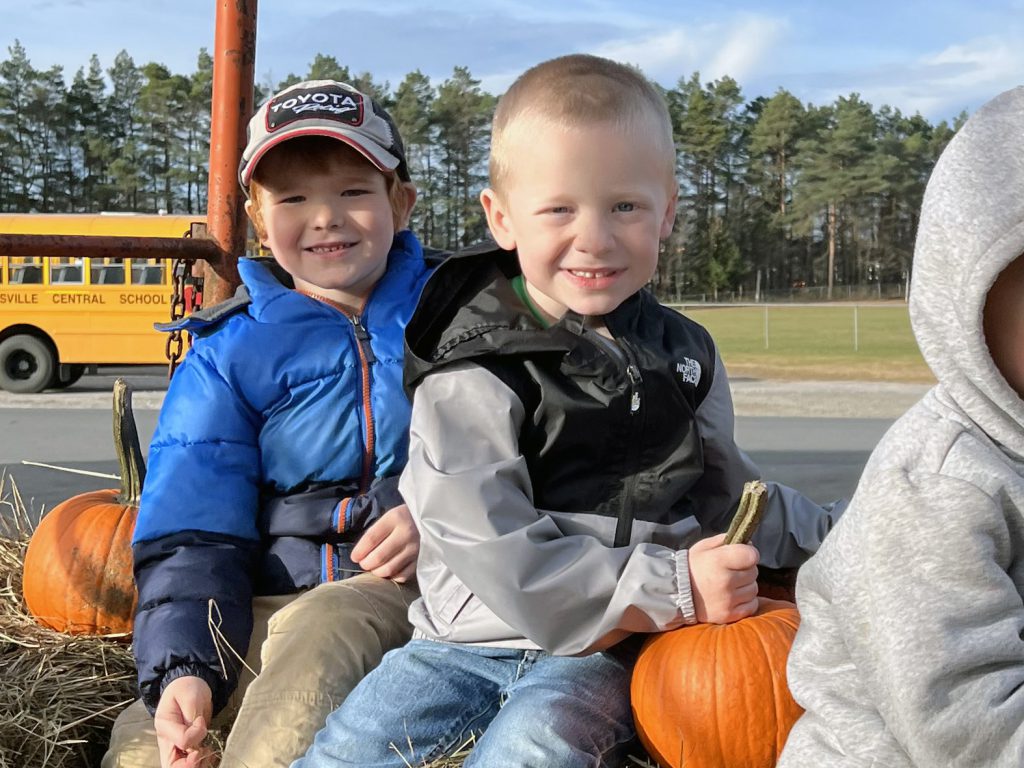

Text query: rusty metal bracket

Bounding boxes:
[0,234,224,262]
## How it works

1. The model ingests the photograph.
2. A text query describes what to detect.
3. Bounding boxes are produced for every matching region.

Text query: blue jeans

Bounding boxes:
[293,639,635,768]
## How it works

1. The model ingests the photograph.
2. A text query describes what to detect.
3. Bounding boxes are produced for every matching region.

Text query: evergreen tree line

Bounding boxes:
[0,42,966,301]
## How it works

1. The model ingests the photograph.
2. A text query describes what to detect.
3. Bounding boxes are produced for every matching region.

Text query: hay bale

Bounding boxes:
[0,475,136,768]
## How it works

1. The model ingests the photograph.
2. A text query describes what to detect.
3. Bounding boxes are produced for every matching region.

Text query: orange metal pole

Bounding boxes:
[203,0,257,305]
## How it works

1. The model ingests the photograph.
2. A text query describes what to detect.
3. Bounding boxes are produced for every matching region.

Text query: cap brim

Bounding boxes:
[240,126,401,188]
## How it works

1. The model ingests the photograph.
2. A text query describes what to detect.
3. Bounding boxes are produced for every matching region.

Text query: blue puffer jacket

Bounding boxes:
[131,231,432,714]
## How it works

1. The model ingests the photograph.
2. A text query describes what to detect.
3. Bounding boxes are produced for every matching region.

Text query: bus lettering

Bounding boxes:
[0,293,39,304]
[119,294,170,305]
[51,293,107,305]
[0,212,211,391]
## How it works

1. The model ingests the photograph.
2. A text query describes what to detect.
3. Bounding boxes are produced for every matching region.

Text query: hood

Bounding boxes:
[404,245,579,392]
[909,85,1024,456]
[402,244,649,394]
[164,230,427,334]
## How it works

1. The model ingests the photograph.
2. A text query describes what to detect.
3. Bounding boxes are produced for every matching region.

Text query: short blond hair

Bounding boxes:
[489,54,675,192]
[247,136,412,241]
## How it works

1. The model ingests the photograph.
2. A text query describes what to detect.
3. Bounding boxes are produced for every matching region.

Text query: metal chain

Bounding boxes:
[165,225,209,378]
[165,256,191,378]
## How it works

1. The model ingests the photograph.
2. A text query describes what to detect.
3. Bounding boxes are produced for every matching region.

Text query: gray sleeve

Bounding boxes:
[696,352,846,568]
[785,472,1024,766]
[402,363,696,655]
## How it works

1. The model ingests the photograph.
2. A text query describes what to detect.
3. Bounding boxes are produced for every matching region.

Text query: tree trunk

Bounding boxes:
[827,201,836,300]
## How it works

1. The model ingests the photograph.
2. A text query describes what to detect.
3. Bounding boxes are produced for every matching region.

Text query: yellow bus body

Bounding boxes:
[0,213,204,392]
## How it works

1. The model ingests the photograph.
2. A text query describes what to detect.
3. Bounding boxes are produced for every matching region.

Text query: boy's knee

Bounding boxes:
[266,578,413,643]
[102,700,159,768]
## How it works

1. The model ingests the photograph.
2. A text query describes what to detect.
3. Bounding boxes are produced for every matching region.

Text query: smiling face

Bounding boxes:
[246,141,415,310]
[481,115,677,323]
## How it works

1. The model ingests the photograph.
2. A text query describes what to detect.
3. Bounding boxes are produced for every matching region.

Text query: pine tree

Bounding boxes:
[106,50,144,210]
[304,54,351,84]
[747,88,808,293]
[792,95,883,297]
[67,55,114,210]
[180,49,212,215]
[0,45,965,297]
[392,70,438,246]
[139,63,178,212]
[671,73,746,297]
[432,67,494,250]
[0,40,38,211]
[26,64,68,211]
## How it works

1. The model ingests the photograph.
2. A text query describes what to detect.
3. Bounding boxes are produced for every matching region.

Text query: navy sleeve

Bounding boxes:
[258,475,404,542]
[131,346,264,714]
[133,531,261,714]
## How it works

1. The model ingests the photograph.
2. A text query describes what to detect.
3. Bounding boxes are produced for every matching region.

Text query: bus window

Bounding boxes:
[0,213,205,393]
[92,258,126,285]
[51,257,84,284]
[131,260,166,285]
[10,259,43,284]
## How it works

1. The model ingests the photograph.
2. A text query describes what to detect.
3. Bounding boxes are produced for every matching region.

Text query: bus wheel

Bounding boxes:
[50,364,86,389]
[0,335,55,394]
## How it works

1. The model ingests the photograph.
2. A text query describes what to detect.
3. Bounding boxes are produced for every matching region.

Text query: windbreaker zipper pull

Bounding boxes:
[626,363,642,414]
[351,315,376,364]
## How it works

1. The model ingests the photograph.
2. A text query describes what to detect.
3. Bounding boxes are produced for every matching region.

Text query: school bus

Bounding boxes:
[0,213,204,393]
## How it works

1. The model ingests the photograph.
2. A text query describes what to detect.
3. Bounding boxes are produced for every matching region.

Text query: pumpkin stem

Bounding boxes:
[724,480,768,545]
[113,378,146,506]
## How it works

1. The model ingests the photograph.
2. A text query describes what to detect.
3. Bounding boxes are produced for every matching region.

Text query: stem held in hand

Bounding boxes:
[724,480,768,545]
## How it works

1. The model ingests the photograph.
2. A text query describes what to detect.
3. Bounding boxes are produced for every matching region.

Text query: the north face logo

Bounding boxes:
[267,87,363,131]
[676,358,701,386]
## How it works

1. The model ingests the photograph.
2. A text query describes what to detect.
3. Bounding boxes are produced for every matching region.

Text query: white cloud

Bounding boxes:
[592,27,698,80]
[706,16,788,82]
[6,1,1020,122]
[590,14,788,86]
[922,36,1024,89]
[798,33,1024,119]
[477,68,525,97]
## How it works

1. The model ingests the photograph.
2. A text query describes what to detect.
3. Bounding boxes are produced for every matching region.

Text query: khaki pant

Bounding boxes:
[102,575,417,768]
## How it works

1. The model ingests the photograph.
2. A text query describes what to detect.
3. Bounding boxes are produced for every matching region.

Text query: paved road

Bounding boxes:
[1,367,926,519]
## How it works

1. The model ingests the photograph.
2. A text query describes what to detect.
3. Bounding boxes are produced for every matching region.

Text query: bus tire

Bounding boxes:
[0,335,55,394]
[50,364,86,389]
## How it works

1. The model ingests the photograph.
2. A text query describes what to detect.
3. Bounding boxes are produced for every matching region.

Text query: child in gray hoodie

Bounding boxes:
[779,85,1024,767]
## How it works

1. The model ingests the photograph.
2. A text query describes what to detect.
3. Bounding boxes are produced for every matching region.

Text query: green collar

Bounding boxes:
[511,274,551,329]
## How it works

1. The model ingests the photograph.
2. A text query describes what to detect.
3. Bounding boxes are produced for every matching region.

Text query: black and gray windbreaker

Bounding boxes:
[399,245,843,654]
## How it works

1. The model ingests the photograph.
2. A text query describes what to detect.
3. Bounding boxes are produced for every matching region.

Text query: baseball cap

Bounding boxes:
[238,79,410,193]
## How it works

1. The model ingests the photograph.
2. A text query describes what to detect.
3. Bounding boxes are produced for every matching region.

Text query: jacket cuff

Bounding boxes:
[159,664,230,716]
[673,549,698,625]
[366,475,404,512]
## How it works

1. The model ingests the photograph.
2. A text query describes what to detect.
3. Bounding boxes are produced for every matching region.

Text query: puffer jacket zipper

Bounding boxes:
[348,312,376,492]
[296,290,377,493]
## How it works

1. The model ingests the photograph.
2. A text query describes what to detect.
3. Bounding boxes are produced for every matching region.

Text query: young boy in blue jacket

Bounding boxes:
[102,80,432,768]
[296,55,844,768]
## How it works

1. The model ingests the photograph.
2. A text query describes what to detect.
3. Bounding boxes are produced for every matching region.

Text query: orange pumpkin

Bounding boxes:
[22,379,145,635]
[631,598,803,768]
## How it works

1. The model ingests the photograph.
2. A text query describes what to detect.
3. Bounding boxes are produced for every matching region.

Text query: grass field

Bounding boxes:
[677,303,935,383]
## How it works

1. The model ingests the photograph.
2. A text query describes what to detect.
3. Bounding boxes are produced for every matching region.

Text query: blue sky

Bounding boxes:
[5,0,1023,122]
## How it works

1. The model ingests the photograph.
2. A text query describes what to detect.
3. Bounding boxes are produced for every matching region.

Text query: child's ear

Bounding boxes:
[659,185,679,240]
[396,182,418,230]
[244,198,268,247]
[480,188,516,251]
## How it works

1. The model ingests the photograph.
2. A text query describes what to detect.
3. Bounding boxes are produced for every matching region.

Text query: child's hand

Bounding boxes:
[155,675,213,768]
[688,533,760,624]
[352,503,419,582]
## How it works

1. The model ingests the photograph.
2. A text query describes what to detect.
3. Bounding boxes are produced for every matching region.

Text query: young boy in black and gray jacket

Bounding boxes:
[296,54,844,768]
